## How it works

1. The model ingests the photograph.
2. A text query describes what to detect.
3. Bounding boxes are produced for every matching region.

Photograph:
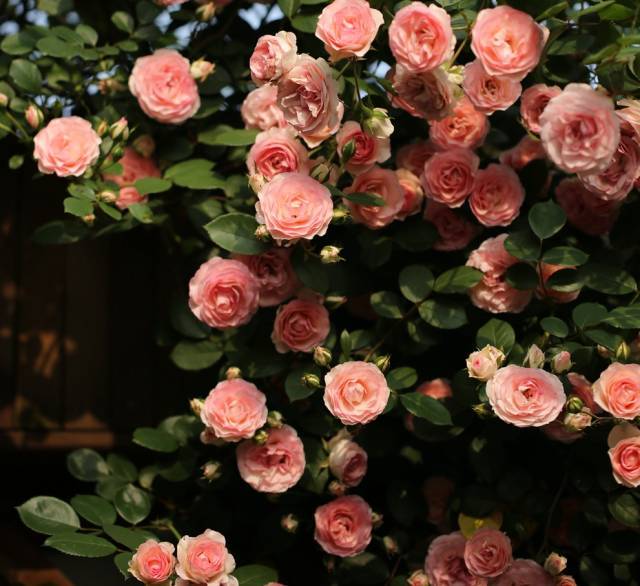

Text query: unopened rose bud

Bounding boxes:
[190,398,205,417]
[313,346,332,367]
[371,511,384,528]
[267,410,284,428]
[445,64,465,86]
[374,355,391,373]
[225,366,242,380]
[96,119,109,136]
[254,429,269,444]
[190,58,216,82]
[111,145,123,160]
[133,134,156,158]
[362,107,394,139]
[523,344,545,368]
[472,403,494,419]
[597,345,611,358]
[109,116,129,140]
[0,93,8,107]
[98,190,117,204]
[407,569,429,586]
[565,395,584,414]
[255,224,271,242]
[383,535,399,555]
[301,373,321,389]
[544,552,567,576]
[196,1,216,20]
[328,480,347,496]
[466,345,505,381]
[616,340,630,361]
[201,460,222,481]
[311,162,330,183]
[320,245,343,264]
[332,205,351,224]
[82,213,96,225]
[551,350,572,374]
[325,295,347,309]
[24,104,43,129]
[564,411,591,432]
[280,513,299,533]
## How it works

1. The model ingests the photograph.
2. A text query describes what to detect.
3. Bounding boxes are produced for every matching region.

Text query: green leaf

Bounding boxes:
[603,306,640,329]
[165,159,225,190]
[291,13,320,33]
[76,24,98,46]
[573,303,608,330]
[277,0,301,17]
[204,213,268,254]
[10,59,43,93]
[64,197,93,218]
[234,565,279,586]
[197,126,259,146]
[36,36,79,58]
[128,203,154,224]
[114,484,151,525]
[286,366,320,402]
[134,177,172,195]
[476,319,515,354]
[398,265,434,302]
[540,316,569,337]
[419,299,467,329]
[370,291,404,319]
[582,264,637,295]
[17,497,80,535]
[394,217,438,252]
[529,201,566,239]
[70,495,116,526]
[133,428,179,453]
[98,202,122,221]
[569,0,616,18]
[505,263,539,290]
[579,555,610,586]
[338,553,390,584]
[546,268,583,292]
[111,11,134,33]
[434,266,483,294]
[387,367,418,390]
[343,192,385,207]
[542,246,589,266]
[107,454,138,483]
[45,533,116,558]
[609,493,640,528]
[9,155,25,170]
[170,338,223,371]
[504,230,540,261]
[114,552,133,579]
[103,524,151,550]
[291,247,329,292]
[1,32,37,55]
[66,448,109,481]
[585,328,623,351]
[400,392,452,426]
[536,1,568,21]
[96,477,127,501]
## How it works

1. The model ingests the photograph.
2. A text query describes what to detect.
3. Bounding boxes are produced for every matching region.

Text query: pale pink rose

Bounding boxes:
[417,378,452,400]
[520,84,561,134]
[466,345,505,381]
[486,365,566,427]
[336,121,390,175]
[256,172,333,243]
[423,476,455,527]
[277,55,344,147]
[567,372,600,414]
[201,379,268,442]
[593,362,640,419]
[555,177,619,236]
[241,85,287,131]
[542,420,582,444]
[315,0,383,61]
[396,140,439,175]
[424,202,479,252]
[463,528,512,578]
[493,559,553,586]
[608,423,640,487]
[344,166,404,229]
[390,65,456,121]
[395,169,424,220]
[499,136,546,170]
[236,424,305,493]
[314,495,372,557]
[328,431,368,487]
[536,263,580,304]
[425,532,486,586]
[471,6,548,82]
[33,117,101,177]
[324,361,390,425]
[103,147,161,209]
[188,257,260,329]
[555,577,577,586]
[430,97,489,151]
[272,298,330,353]
[467,234,533,314]
[463,60,521,115]
[539,84,620,174]
[408,570,430,586]
[176,530,236,586]
[129,540,175,584]
[469,163,524,227]
[389,2,455,73]
[423,147,479,208]
[247,128,311,191]
[234,248,299,307]
[129,49,200,124]
[544,552,567,576]
[250,31,297,86]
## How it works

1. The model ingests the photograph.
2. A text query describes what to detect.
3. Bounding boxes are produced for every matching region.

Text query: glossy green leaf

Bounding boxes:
[45,532,116,558]
[399,265,435,302]
[400,392,452,426]
[204,213,268,254]
[70,495,116,526]
[476,319,515,354]
[17,497,80,535]
[529,201,566,240]
[133,428,179,453]
[114,484,152,525]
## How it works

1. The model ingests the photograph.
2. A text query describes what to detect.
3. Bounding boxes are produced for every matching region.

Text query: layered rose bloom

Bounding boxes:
[256,173,333,243]
[430,97,489,150]
[328,430,368,487]
[250,31,297,86]
[390,65,456,121]
[493,559,553,586]
[103,147,161,209]
[425,532,485,586]
[537,263,581,304]
[176,530,237,586]
[336,121,390,175]
[389,2,455,73]
[277,55,344,147]
[593,362,640,419]
[463,528,512,579]
[129,49,200,124]
[471,6,548,82]
[469,164,525,227]
[466,345,505,381]
[486,366,566,427]
[463,60,522,115]
[272,298,330,353]
[314,495,372,557]
[499,136,546,171]
[189,258,260,329]
[241,85,287,130]
[396,140,439,175]
[315,0,383,61]
[236,425,305,493]
[324,361,390,425]
[424,202,479,252]
[33,117,101,177]
[539,84,620,174]
[129,540,176,585]
[520,84,561,134]
[608,423,640,487]
[201,379,268,442]
[395,169,424,219]
[423,147,479,208]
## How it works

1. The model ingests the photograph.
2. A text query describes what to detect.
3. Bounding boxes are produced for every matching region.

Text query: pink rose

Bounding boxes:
[314,495,372,557]
[247,128,311,191]
[395,169,424,220]
[129,540,176,584]
[417,378,452,400]
[608,423,640,487]
[328,431,368,487]
[423,476,455,527]
[423,147,479,208]
[256,173,333,243]
[271,298,330,353]
[344,166,404,229]
[555,577,577,586]
[336,121,390,175]
[236,424,305,493]
[315,0,383,61]
[493,559,553,586]
[424,202,478,252]
[396,140,439,175]
[390,65,456,121]
[520,84,561,134]
[593,362,640,419]
[234,248,299,307]
[617,98,640,136]
[241,85,287,131]
[463,528,512,578]
[555,177,619,236]
[201,379,268,442]
[430,97,489,151]
[188,257,260,329]
[469,163,524,227]
[176,530,237,586]
[33,117,101,177]
[463,60,522,115]
[389,2,455,73]
[277,55,344,147]
[250,31,297,86]
[425,532,486,586]
[129,49,200,124]
[467,234,533,314]
[567,372,600,414]
[537,263,580,304]
[486,365,566,427]
[539,84,620,174]
[471,6,548,82]
[499,136,546,171]
[324,361,390,425]
[103,147,161,210]
[466,345,505,382]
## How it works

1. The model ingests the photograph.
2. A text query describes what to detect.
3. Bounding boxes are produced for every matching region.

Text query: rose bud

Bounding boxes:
[314,346,333,367]
[523,344,545,368]
[320,245,343,264]
[363,107,394,139]
[25,104,44,129]
[281,513,299,534]
[551,351,572,374]
[201,460,222,481]
[190,58,216,82]
[544,552,567,576]
[466,345,505,381]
